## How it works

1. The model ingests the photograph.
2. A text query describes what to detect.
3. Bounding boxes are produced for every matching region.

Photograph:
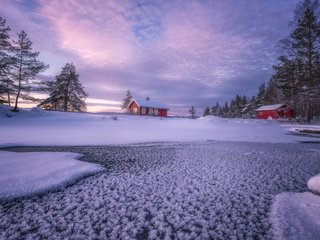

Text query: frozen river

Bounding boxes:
[1,141,320,239]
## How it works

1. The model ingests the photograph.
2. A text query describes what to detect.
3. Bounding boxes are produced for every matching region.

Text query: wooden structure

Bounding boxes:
[256,104,295,119]
[128,98,169,117]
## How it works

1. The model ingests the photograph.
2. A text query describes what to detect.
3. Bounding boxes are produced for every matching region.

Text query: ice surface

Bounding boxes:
[270,192,320,240]
[0,151,103,200]
[307,174,320,194]
[0,106,317,147]
[1,142,319,239]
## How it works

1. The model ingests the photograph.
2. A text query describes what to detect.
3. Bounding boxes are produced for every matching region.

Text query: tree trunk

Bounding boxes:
[13,53,23,112]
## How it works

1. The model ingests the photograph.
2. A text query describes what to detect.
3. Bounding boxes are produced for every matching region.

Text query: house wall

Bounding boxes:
[128,101,140,114]
[283,108,295,118]
[257,108,295,119]
[128,101,168,117]
[257,110,279,119]
[159,109,167,117]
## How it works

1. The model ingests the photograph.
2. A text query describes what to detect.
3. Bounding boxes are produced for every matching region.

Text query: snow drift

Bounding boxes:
[0,151,103,201]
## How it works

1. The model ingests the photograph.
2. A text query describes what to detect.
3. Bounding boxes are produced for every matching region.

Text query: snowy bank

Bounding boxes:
[0,107,318,147]
[288,125,320,138]
[308,174,320,195]
[270,192,320,240]
[0,151,103,201]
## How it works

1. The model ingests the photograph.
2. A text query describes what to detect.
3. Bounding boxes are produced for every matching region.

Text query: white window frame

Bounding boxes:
[141,107,146,114]
[149,108,154,115]
[154,108,159,115]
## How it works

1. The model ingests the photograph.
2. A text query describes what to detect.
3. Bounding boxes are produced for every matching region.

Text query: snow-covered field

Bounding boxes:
[1,142,320,239]
[0,106,318,147]
[0,151,103,201]
[1,106,320,239]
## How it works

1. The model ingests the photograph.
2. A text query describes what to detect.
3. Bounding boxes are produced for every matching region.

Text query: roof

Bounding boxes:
[256,104,287,111]
[129,98,169,109]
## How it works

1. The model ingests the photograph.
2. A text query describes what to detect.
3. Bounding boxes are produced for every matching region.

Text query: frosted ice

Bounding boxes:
[1,142,319,239]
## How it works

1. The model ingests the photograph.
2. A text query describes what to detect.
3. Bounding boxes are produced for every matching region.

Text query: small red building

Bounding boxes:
[128,98,169,117]
[256,104,295,119]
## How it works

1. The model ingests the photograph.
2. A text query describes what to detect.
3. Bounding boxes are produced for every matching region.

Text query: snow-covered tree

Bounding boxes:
[11,31,48,111]
[0,17,14,104]
[39,63,87,112]
[255,82,266,108]
[121,90,132,110]
[272,0,320,120]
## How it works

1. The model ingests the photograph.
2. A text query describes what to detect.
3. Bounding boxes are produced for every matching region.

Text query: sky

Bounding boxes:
[0,0,300,115]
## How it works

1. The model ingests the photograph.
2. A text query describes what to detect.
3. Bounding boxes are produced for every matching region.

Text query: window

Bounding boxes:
[154,108,159,115]
[141,107,146,114]
[149,108,154,115]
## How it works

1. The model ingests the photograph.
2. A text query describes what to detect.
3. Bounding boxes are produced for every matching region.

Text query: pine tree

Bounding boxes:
[292,0,320,121]
[11,31,48,111]
[121,90,132,110]
[188,105,196,118]
[273,56,301,109]
[211,101,220,116]
[222,102,229,117]
[264,77,280,105]
[273,0,320,121]
[39,63,87,112]
[203,107,210,116]
[255,82,266,107]
[0,17,14,104]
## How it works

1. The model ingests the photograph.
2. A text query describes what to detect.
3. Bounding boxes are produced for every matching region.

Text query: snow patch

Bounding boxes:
[0,151,103,200]
[308,174,320,195]
[270,192,320,240]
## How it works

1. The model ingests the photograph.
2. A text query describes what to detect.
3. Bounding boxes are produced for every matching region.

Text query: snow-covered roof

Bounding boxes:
[256,104,286,111]
[130,98,169,109]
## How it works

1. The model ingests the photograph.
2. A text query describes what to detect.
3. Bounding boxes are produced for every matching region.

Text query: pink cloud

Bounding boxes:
[37,0,137,67]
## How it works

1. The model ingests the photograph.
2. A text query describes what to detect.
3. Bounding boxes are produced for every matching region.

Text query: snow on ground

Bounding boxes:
[270,192,320,240]
[0,151,103,201]
[287,125,320,138]
[0,106,318,147]
[1,142,320,239]
[307,174,320,194]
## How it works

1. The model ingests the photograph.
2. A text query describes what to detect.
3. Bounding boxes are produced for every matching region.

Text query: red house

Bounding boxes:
[256,104,295,119]
[128,98,169,117]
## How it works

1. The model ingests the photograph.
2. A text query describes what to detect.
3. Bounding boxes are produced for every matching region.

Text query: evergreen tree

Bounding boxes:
[121,90,132,110]
[11,31,48,111]
[203,107,210,116]
[0,17,13,104]
[265,77,280,105]
[222,102,229,117]
[188,105,196,118]
[39,63,87,112]
[273,0,320,121]
[292,0,320,121]
[211,101,220,116]
[255,82,266,107]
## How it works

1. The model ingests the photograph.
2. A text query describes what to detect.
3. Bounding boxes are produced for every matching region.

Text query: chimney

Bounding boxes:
[146,97,150,101]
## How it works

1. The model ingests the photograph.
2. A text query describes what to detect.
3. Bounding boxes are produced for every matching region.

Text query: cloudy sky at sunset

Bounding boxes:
[0,0,299,114]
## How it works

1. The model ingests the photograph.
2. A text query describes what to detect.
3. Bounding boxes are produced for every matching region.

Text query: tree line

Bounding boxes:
[201,0,320,121]
[0,16,87,112]
[201,81,275,118]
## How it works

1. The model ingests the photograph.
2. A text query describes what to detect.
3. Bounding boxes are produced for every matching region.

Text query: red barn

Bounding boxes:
[128,98,169,117]
[256,104,295,120]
